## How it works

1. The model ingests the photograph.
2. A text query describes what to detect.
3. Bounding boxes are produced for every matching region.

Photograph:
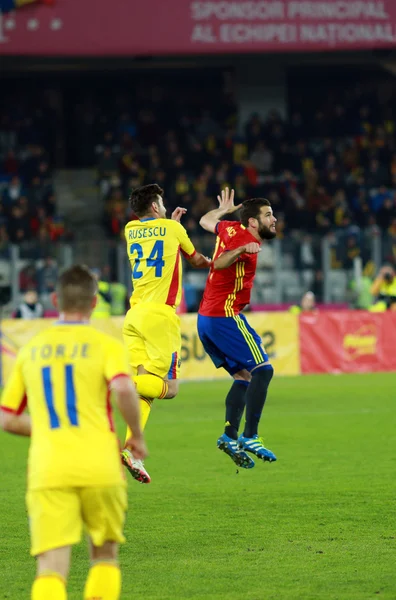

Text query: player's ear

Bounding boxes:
[91,296,98,310]
[51,292,58,309]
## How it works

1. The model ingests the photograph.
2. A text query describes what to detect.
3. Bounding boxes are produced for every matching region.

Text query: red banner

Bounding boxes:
[1,0,396,56]
[300,311,396,374]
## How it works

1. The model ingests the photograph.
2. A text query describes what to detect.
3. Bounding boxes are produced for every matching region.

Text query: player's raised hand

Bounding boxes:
[126,435,148,460]
[243,242,261,254]
[217,187,242,214]
[171,207,187,222]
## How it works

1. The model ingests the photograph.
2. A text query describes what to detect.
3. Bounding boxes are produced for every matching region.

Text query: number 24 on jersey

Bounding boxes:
[129,240,164,279]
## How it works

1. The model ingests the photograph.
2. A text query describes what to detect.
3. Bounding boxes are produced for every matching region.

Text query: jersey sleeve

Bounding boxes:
[216,222,246,252]
[172,221,196,259]
[103,337,131,383]
[0,352,27,415]
[215,220,233,237]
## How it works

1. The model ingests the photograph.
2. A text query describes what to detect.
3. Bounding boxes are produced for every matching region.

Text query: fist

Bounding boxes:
[243,243,261,254]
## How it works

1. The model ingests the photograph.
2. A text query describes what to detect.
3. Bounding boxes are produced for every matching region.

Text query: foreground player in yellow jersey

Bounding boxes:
[0,265,147,600]
[122,184,211,483]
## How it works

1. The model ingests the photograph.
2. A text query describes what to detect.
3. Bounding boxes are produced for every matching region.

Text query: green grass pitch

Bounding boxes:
[1,373,396,600]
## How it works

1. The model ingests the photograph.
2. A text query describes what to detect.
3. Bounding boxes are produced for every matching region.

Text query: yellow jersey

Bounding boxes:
[125,218,196,309]
[0,322,130,491]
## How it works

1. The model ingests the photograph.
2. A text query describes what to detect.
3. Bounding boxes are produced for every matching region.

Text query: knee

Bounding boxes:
[233,369,251,383]
[164,379,179,399]
[37,547,71,580]
[90,541,118,562]
[253,364,274,382]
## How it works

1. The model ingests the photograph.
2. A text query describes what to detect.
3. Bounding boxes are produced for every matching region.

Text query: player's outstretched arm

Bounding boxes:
[199,187,242,233]
[111,376,148,460]
[186,252,212,269]
[0,410,31,437]
[214,243,261,270]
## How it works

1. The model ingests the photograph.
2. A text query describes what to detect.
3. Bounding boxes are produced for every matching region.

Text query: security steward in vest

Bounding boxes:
[369,265,396,312]
[91,269,112,319]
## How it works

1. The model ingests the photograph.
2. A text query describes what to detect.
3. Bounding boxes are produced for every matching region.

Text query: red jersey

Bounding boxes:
[199,221,259,317]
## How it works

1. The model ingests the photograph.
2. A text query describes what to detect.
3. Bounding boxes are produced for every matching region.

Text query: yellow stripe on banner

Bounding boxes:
[236,315,263,364]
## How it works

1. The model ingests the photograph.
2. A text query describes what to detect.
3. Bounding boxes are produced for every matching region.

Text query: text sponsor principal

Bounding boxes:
[189,1,396,45]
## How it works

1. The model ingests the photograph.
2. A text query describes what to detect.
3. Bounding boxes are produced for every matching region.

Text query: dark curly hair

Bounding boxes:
[240,198,271,227]
[129,184,164,218]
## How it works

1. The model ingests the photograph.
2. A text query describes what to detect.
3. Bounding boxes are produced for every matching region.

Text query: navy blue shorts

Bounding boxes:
[197,313,269,375]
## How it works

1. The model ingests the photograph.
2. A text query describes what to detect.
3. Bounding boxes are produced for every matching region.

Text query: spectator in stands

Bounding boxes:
[19,264,38,293]
[8,204,30,243]
[289,291,317,314]
[3,150,19,175]
[38,257,58,295]
[98,146,119,197]
[14,289,44,319]
[2,176,25,208]
[249,141,273,175]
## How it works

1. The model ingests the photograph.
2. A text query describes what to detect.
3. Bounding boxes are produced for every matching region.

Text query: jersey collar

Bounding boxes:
[139,217,156,222]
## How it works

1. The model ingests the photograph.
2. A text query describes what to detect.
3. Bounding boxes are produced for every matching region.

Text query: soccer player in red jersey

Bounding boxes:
[198,188,277,469]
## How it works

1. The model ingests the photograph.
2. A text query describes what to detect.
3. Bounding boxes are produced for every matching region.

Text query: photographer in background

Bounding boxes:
[369,266,396,312]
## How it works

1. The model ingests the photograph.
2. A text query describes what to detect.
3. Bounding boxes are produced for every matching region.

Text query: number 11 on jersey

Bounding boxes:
[42,365,78,429]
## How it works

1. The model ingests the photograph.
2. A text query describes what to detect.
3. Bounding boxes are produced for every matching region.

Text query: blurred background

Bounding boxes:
[1,0,396,317]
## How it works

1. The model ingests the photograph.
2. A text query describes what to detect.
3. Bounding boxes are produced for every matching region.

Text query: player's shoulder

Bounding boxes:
[216,220,244,237]
[124,219,135,231]
[16,326,55,362]
[165,219,191,240]
[165,218,183,232]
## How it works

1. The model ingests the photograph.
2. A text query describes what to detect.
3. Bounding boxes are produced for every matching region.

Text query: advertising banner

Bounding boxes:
[0,311,300,385]
[1,0,396,56]
[180,312,300,379]
[300,310,396,374]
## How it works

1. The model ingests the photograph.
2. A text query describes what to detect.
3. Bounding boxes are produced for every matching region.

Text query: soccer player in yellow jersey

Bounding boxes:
[121,183,211,483]
[0,265,147,600]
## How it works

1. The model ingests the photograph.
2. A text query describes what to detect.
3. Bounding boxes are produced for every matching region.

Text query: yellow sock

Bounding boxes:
[84,562,121,600]
[133,374,168,399]
[31,573,67,600]
[125,396,152,444]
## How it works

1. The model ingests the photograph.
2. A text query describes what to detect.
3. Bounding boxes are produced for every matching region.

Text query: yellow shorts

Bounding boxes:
[26,485,127,557]
[123,303,181,379]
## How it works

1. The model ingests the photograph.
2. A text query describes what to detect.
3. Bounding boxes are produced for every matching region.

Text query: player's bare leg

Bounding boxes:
[32,546,71,599]
[217,369,255,469]
[84,541,121,600]
[163,378,179,398]
[122,365,168,483]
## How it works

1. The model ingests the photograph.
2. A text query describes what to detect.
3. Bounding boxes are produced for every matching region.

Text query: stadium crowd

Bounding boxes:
[0,93,70,295]
[2,72,396,310]
[93,79,396,271]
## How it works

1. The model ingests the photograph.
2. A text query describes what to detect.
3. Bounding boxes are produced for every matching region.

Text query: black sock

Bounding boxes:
[224,380,249,439]
[243,365,274,438]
